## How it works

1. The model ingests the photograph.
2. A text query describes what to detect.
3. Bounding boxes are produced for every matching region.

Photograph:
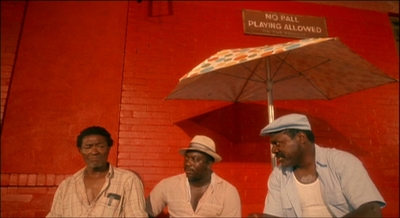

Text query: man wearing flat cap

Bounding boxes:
[249,113,385,218]
[145,135,241,217]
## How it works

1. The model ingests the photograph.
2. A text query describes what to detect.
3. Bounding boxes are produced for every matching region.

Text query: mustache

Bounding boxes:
[275,153,285,158]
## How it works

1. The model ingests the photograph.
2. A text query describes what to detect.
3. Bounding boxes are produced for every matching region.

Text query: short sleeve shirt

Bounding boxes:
[146,173,241,217]
[263,144,386,217]
[46,164,148,217]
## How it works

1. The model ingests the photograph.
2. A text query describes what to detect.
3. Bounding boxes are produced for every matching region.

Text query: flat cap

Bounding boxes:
[260,113,311,136]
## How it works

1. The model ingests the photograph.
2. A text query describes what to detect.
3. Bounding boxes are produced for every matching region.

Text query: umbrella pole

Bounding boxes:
[266,57,277,168]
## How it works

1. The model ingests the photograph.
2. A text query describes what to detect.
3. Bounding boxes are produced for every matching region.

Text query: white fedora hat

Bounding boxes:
[179,135,222,162]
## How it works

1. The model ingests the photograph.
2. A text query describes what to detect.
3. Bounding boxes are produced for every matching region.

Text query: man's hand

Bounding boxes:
[343,202,382,217]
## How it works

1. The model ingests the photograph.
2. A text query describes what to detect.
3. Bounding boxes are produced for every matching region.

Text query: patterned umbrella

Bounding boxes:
[166,37,398,167]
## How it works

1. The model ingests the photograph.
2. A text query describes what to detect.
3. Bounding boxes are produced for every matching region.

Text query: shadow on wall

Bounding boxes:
[174,102,368,163]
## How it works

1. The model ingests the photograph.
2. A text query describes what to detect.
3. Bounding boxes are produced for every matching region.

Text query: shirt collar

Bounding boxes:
[106,163,113,178]
[314,144,328,168]
[74,162,113,180]
[280,144,327,175]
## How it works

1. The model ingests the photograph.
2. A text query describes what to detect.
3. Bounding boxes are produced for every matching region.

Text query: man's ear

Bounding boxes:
[207,161,214,169]
[297,132,307,144]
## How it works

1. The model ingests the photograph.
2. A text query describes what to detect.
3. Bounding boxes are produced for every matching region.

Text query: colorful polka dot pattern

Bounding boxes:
[168,37,397,102]
[181,37,335,80]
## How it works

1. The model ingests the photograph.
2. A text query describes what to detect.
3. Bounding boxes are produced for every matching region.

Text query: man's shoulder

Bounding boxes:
[212,173,239,190]
[153,173,185,187]
[57,168,85,187]
[317,145,358,160]
[161,173,185,181]
[316,145,362,167]
[112,166,135,173]
[147,174,184,193]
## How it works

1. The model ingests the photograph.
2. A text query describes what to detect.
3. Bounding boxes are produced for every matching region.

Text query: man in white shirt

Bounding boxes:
[249,113,385,217]
[146,135,241,217]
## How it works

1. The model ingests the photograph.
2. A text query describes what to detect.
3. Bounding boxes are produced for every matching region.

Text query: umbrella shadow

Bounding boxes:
[174,103,368,163]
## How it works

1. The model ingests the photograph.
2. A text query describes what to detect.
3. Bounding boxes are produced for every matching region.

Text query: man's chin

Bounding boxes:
[185,172,193,178]
[278,160,290,168]
[87,161,106,169]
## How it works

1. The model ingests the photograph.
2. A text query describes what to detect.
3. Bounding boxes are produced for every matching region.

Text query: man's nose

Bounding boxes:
[89,145,100,153]
[184,159,193,166]
[271,144,279,154]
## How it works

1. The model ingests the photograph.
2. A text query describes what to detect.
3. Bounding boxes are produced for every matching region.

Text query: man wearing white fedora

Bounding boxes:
[145,135,241,217]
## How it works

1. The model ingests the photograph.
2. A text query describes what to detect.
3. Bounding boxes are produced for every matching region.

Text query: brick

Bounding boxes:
[37,174,46,186]
[118,159,143,167]
[17,187,47,194]
[1,53,16,59]
[45,174,55,186]
[119,131,146,138]
[54,175,65,186]
[119,117,145,125]
[27,174,37,186]
[18,174,28,186]
[5,46,17,53]
[1,194,33,202]
[119,111,133,118]
[1,174,10,186]
[1,91,8,98]
[9,174,18,186]
[0,85,9,91]
[19,211,35,217]
[1,58,15,65]
[47,187,58,195]
[1,65,13,72]
[117,145,143,153]
[120,104,147,111]
[34,211,50,218]
[117,152,130,159]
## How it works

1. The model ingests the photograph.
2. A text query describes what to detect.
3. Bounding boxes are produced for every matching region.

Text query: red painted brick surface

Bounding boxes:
[122,1,399,217]
[1,1,127,173]
[0,1,26,125]
[0,1,398,217]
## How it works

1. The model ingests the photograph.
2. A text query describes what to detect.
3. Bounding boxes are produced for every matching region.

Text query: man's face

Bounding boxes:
[79,134,110,170]
[183,151,212,182]
[269,132,303,168]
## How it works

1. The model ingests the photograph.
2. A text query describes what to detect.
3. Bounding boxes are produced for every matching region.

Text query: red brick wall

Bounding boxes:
[0,1,26,127]
[1,1,128,217]
[122,1,398,217]
[1,1,399,217]
[1,1,128,173]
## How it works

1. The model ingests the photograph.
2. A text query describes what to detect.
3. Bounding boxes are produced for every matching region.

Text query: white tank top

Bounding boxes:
[294,174,333,217]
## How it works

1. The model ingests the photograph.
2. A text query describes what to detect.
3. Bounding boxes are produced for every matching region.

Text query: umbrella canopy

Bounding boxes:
[167,37,397,102]
[165,37,398,167]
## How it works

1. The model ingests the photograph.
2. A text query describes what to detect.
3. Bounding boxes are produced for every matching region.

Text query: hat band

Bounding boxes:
[189,143,216,153]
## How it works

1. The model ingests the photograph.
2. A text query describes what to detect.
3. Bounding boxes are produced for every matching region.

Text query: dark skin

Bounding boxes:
[248,131,382,217]
[145,150,214,217]
[79,134,111,204]
[183,150,214,211]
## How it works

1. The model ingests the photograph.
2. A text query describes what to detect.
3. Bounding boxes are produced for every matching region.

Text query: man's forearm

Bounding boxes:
[342,202,382,217]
